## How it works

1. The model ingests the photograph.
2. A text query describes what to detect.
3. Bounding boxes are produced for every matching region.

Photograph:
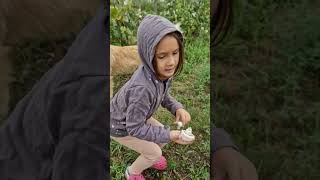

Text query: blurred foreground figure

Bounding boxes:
[0,6,108,180]
[211,0,259,179]
[0,0,101,116]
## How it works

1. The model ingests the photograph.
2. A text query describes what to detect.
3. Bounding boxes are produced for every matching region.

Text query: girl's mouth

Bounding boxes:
[165,67,175,72]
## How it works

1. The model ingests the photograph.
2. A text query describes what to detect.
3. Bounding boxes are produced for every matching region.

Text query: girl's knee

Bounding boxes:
[158,143,167,149]
[142,144,162,161]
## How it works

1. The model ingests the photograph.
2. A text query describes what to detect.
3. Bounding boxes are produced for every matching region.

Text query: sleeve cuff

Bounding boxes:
[211,128,239,154]
[162,125,171,143]
[170,103,184,115]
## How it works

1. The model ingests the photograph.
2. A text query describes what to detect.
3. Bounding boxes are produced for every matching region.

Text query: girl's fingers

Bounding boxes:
[174,138,194,145]
[183,114,190,125]
[176,110,191,125]
[175,113,180,122]
[181,115,186,125]
[182,111,189,122]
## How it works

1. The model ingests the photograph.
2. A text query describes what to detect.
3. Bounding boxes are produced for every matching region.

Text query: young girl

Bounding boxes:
[110,15,192,179]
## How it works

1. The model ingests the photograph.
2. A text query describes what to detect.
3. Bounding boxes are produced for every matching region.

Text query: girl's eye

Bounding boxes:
[158,55,165,59]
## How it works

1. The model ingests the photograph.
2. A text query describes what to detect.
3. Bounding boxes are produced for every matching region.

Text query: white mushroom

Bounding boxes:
[177,121,183,129]
[180,127,195,142]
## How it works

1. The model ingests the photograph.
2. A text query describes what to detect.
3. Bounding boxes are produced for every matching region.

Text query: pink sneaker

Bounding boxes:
[151,156,167,170]
[125,167,145,180]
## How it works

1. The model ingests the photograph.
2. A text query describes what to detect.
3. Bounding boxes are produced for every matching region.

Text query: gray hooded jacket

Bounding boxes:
[110,15,183,144]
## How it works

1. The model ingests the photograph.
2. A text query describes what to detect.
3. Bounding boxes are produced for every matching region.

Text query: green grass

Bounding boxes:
[7,36,75,114]
[215,1,320,179]
[110,34,210,179]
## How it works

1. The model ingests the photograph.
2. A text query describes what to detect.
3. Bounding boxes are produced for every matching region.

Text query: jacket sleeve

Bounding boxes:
[125,86,171,144]
[48,76,108,180]
[161,91,183,115]
[212,127,239,154]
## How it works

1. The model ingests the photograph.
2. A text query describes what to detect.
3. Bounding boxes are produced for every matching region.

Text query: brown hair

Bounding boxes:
[153,32,184,78]
[211,0,233,47]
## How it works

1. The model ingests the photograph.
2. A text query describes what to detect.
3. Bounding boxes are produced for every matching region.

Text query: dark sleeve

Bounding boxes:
[48,76,108,180]
[212,127,239,153]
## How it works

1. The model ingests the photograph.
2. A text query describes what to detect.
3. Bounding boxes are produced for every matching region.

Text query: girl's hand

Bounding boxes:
[212,147,258,180]
[170,130,194,145]
[175,108,191,126]
[170,130,181,141]
[173,138,194,145]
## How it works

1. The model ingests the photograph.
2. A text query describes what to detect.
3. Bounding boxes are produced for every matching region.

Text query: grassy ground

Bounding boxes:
[110,34,210,179]
[215,1,320,179]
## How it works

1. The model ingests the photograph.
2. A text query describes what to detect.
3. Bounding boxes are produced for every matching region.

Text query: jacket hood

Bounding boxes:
[60,6,108,79]
[137,15,183,77]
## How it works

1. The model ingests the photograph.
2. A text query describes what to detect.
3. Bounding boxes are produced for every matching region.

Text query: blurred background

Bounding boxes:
[215,0,320,179]
[0,0,101,124]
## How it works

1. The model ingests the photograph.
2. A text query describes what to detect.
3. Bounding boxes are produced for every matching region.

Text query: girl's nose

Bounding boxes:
[167,55,175,65]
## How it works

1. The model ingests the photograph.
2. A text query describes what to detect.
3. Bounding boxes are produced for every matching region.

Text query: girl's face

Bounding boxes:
[154,35,180,80]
